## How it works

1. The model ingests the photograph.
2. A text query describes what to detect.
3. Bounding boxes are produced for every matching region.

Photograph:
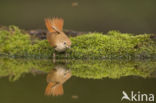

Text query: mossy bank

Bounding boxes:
[0,26,156,59]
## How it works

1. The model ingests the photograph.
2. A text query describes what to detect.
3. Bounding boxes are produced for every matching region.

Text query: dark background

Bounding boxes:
[0,0,156,34]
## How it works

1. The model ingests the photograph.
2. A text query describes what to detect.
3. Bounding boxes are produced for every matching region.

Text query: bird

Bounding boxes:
[45,18,71,61]
[44,65,72,96]
[121,91,131,101]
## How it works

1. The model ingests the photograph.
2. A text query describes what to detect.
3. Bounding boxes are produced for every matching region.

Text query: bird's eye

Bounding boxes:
[64,42,66,45]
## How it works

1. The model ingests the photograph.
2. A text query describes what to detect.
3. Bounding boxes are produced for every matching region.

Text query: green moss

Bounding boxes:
[69,31,156,59]
[0,26,156,59]
[0,26,53,58]
[0,58,155,81]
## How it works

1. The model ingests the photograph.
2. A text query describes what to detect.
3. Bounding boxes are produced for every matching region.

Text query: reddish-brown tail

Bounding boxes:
[45,18,64,32]
[45,82,64,96]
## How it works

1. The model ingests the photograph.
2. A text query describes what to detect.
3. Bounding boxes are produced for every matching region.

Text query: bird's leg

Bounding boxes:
[65,52,68,63]
[65,52,68,58]
[53,51,56,63]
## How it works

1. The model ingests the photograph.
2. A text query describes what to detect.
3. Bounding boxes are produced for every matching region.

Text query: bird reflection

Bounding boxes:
[45,65,72,96]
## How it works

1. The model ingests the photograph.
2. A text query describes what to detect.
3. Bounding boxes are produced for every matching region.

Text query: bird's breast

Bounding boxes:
[55,43,66,52]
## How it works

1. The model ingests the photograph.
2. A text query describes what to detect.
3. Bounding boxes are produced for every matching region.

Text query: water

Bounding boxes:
[0,57,156,103]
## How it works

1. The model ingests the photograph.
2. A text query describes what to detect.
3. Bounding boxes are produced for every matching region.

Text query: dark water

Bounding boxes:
[0,58,156,103]
[0,0,156,34]
[0,75,156,103]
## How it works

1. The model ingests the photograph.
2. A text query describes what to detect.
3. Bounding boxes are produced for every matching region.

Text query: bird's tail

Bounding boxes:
[45,18,64,33]
[45,82,64,96]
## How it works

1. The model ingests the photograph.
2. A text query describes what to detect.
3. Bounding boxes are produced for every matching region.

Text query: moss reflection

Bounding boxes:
[0,58,155,81]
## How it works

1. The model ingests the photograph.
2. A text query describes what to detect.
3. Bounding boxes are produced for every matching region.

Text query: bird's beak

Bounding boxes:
[67,46,71,49]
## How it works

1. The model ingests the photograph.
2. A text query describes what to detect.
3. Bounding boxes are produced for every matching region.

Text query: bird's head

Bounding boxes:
[63,39,71,49]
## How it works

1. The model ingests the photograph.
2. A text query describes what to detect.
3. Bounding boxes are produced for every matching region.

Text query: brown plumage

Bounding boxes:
[45,18,71,52]
[45,65,71,96]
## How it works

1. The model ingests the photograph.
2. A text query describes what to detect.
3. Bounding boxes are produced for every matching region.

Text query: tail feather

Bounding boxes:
[45,18,64,33]
[45,82,64,96]
[52,84,64,96]
[45,82,55,96]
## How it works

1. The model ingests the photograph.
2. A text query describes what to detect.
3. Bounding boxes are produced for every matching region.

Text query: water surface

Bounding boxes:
[0,58,156,103]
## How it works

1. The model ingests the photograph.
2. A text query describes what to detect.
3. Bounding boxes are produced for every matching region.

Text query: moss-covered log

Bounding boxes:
[0,26,156,59]
[0,57,156,81]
